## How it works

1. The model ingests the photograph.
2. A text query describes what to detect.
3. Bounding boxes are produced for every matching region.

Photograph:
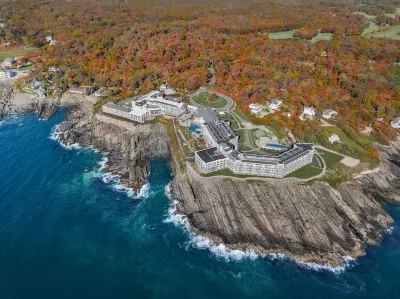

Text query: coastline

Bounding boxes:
[1,89,399,269]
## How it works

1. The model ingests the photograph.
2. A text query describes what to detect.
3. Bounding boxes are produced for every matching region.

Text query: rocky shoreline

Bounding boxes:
[170,140,400,267]
[1,87,399,267]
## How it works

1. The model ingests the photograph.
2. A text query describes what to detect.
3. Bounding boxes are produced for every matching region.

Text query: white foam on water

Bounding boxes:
[50,124,82,150]
[164,184,357,272]
[386,226,395,235]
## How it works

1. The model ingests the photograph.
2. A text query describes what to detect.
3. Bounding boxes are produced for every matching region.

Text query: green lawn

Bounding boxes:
[311,32,333,43]
[323,126,366,153]
[287,164,323,179]
[192,92,228,108]
[232,107,250,122]
[269,30,296,39]
[0,47,39,63]
[317,148,344,169]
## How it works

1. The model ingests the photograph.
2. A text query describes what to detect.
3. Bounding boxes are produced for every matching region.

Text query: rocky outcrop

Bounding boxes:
[0,82,14,118]
[171,139,400,267]
[0,82,60,120]
[56,103,169,192]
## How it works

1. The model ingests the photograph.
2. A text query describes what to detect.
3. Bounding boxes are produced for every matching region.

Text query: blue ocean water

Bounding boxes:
[0,111,400,299]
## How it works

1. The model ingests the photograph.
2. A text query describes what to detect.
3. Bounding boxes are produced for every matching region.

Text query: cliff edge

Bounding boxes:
[171,139,400,267]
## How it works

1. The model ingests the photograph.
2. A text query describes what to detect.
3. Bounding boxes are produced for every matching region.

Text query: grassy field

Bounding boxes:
[269,30,295,39]
[286,156,324,179]
[317,148,344,169]
[0,47,39,63]
[232,107,250,122]
[192,92,228,108]
[311,32,333,43]
[322,126,366,153]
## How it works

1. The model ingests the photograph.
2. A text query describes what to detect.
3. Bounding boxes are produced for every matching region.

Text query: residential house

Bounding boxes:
[322,109,338,119]
[1,58,16,69]
[300,106,316,120]
[94,88,108,99]
[391,118,400,129]
[160,83,176,95]
[0,69,17,78]
[267,98,282,111]
[328,134,340,144]
[249,103,262,114]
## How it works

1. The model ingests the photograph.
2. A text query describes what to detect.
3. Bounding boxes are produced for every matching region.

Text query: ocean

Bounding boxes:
[0,111,399,299]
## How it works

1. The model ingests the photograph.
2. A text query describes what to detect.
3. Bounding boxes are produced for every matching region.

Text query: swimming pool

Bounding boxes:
[188,123,201,133]
[266,143,287,149]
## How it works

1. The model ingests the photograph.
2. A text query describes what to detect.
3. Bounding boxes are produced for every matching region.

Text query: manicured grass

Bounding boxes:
[0,47,39,63]
[269,30,296,39]
[232,107,250,122]
[311,32,333,43]
[323,126,366,153]
[286,164,323,179]
[371,25,400,40]
[192,92,228,108]
[317,148,344,169]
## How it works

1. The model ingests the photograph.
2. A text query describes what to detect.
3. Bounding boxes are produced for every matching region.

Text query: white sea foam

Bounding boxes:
[164,184,356,272]
[50,124,82,150]
[386,226,395,235]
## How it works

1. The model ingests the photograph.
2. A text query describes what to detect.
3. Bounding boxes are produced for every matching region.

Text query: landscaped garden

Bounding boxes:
[192,92,228,109]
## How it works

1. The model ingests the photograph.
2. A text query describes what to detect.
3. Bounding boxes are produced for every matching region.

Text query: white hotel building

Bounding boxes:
[195,120,315,178]
[102,90,187,123]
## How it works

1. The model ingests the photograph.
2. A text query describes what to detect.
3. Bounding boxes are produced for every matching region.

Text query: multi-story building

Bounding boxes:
[102,102,150,123]
[195,118,315,178]
[101,90,187,123]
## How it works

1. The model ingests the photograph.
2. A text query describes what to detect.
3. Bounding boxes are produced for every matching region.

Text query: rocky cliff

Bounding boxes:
[171,139,400,267]
[56,103,169,192]
[0,82,60,120]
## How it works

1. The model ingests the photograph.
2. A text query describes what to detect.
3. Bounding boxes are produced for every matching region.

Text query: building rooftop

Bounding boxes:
[196,147,227,163]
[194,107,218,123]
[103,102,131,113]
[204,121,237,142]
[229,143,314,165]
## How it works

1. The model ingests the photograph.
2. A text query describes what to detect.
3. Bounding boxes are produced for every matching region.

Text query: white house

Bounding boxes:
[94,88,108,99]
[46,36,53,43]
[267,98,282,111]
[328,134,340,144]
[160,83,176,95]
[249,103,262,114]
[322,109,338,119]
[300,106,316,120]
[1,58,16,69]
[391,118,400,129]
[0,69,17,78]
[49,40,58,46]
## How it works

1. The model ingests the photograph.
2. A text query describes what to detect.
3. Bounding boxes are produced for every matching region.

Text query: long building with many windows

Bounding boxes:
[102,90,187,123]
[195,120,315,178]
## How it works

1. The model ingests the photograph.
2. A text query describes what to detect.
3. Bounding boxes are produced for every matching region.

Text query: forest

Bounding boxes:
[0,0,399,162]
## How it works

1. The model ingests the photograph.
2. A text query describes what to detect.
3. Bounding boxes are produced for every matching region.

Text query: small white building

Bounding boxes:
[49,40,58,46]
[322,109,338,119]
[329,134,340,144]
[69,87,86,95]
[48,66,59,72]
[391,118,400,129]
[1,58,16,69]
[0,69,17,78]
[300,106,316,120]
[46,36,53,43]
[94,88,108,99]
[267,98,282,111]
[249,103,262,114]
[160,83,176,95]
